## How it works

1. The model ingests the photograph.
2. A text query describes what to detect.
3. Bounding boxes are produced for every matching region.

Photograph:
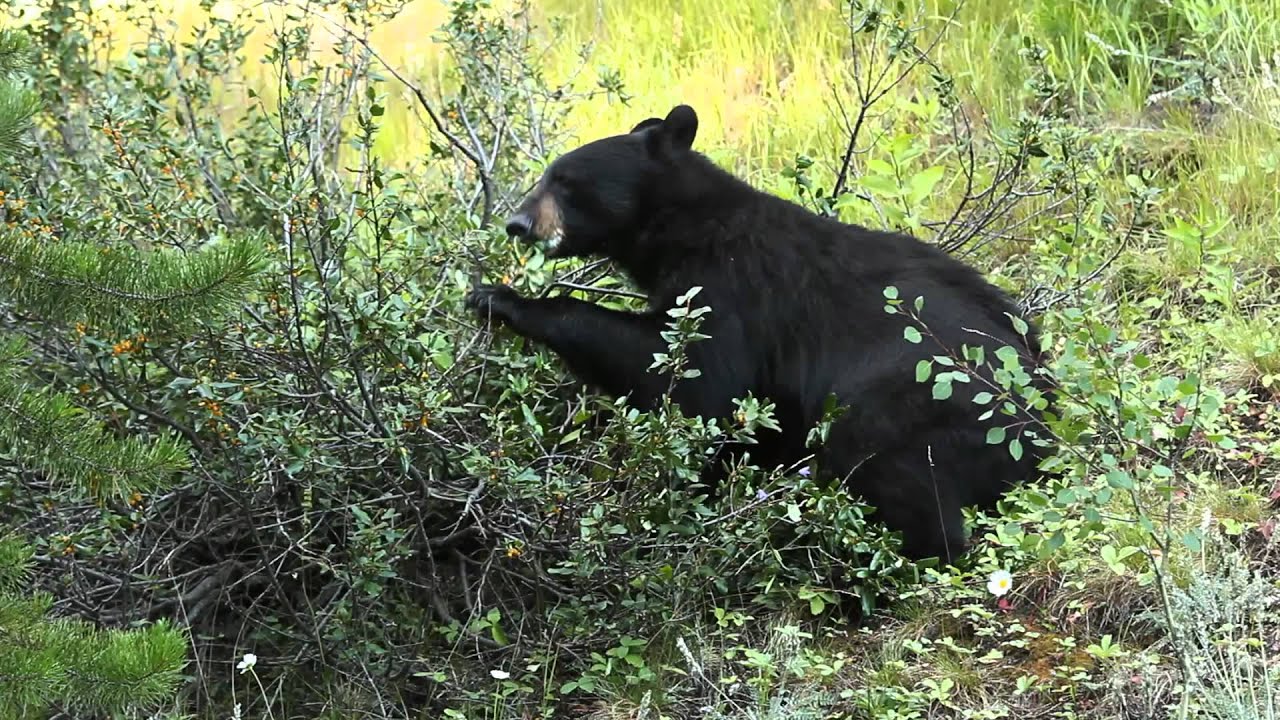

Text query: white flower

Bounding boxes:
[987,569,1013,597]
[490,669,510,680]
[236,653,257,674]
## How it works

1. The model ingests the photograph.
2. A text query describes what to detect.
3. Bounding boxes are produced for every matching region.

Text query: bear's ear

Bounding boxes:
[630,117,663,134]
[660,105,698,151]
[642,104,698,157]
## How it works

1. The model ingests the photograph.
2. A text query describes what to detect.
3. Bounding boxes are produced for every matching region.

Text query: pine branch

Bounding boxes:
[0,536,32,594]
[0,592,58,717]
[0,30,32,77]
[0,28,189,720]
[0,592,187,719]
[0,84,37,157]
[0,231,267,336]
[0,32,264,338]
[0,31,36,158]
[0,337,189,500]
[57,618,189,717]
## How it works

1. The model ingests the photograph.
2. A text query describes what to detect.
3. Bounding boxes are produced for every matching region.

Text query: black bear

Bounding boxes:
[466,105,1054,563]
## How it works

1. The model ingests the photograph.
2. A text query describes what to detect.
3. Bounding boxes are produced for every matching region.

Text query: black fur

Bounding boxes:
[467,105,1054,563]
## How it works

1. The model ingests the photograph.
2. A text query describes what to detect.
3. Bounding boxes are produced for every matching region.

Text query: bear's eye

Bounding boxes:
[549,172,585,199]
[549,170,576,188]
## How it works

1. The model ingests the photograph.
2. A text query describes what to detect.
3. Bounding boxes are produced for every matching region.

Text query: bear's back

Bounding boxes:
[638,188,1040,435]
[650,189,1030,355]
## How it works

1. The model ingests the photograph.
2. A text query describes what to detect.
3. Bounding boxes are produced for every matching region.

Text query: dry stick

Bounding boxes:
[277,1,499,312]
[287,3,495,229]
[88,357,208,455]
[832,0,965,199]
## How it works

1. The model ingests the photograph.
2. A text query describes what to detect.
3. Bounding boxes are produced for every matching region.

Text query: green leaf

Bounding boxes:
[1106,470,1134,490]
[858,172,899,196]
[932,380,953,400]
[904,326,923,344]
[908,165,946,204]
[809,595,826,615]
[986,426,1006,445]
[916,359,933,382]
[350,505,372,525]
[995,346,1020,369]
[834,193,864,211]
[964,345,987,366]
[677,285,704,306]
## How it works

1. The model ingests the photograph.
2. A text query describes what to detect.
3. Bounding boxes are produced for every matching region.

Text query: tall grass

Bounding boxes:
[65,0,1276,165]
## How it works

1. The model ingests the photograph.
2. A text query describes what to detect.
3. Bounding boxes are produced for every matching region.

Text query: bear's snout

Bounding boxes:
[505,213,532,239]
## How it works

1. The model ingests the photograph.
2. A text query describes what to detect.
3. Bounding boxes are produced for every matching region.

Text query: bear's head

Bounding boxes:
[503,104,700,259]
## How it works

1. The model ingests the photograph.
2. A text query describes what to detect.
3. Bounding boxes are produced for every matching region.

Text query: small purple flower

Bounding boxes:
[798,466,811,477]
[755,488,769,501]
